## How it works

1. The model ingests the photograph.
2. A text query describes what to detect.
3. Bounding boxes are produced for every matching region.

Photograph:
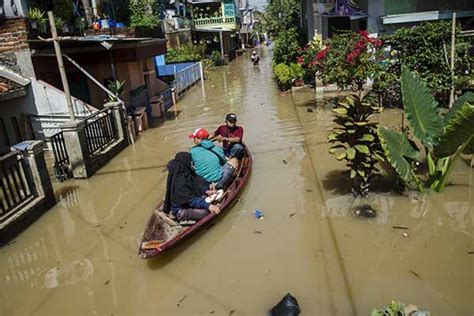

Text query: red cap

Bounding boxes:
[188,128,209,139]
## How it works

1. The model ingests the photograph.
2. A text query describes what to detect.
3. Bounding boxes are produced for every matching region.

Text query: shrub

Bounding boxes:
[210,50,222,66]
[273,27,301,65]
[165,44,205,63]
[273,63,304,91]
[382,21,473,105]
[129,0,160,28]
[328,94,384,196]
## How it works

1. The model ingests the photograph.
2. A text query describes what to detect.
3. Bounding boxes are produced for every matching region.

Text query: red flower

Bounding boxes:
[355,39,366,49]
[296,56,305,65]
[373,39,383,48]
[316,46,330,61]
[358,30,369,39]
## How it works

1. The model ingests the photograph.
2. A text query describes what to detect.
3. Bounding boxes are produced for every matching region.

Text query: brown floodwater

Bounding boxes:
[1,47,473,315]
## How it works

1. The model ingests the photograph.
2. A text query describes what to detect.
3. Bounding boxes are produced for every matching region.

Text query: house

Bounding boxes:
[190,0,239,58]
[0,0,171,142]
[0,66,32,147]
[302,0,474,40]
[29,37,168,113]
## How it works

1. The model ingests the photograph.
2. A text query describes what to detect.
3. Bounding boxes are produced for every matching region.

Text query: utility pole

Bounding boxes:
[449,12,456,108]
[47,11,75,120]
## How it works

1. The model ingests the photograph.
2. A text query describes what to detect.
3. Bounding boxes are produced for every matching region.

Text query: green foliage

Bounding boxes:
[28,7,46,25]
[328,95,384,196]
[371,300,431,316]
[256,0,301,37]
[165,44,205,63]
[312,31,384,91]
[129,0,160,28]
[210,50,222,66]
[379,67,474,192]
[106,80,125,102]
[435,101,474,157]
[273,28,301,65]
[273,63,304,91]
[371,300,405,316]
[382,21,473,105]
[54,17,64,29]
[53,0,73,22]
[378,128,422,191]
[400,65,443,148]
[443,92,474,123]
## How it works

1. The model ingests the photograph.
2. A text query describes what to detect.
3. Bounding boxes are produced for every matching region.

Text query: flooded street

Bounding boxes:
[1,47,473,315]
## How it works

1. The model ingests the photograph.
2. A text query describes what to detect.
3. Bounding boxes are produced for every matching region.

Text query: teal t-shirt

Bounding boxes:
[190,140,226,183]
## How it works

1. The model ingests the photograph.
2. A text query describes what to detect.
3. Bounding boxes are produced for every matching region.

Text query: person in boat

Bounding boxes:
[163,152,220,222]
[189,128,226,184]
[215,144,244,190]
[210,113,244,157]
[250,51,260,65]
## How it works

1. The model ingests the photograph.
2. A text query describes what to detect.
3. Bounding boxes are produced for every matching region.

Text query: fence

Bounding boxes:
[0,151,35,225]
[49,131,70,181]
[84,108,117,156]
[174,62,202,96]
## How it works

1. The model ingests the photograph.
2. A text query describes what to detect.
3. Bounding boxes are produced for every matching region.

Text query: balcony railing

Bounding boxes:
[193,16,236,27]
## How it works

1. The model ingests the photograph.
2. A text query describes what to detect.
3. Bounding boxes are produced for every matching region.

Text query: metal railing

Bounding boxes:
[84,108,117,156]
[49,131,71,181]
[175,63,202,96]
[0,152,35,224]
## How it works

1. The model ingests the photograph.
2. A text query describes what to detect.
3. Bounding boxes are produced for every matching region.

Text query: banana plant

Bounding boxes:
[378,65,474,192]
[328,94,384,196]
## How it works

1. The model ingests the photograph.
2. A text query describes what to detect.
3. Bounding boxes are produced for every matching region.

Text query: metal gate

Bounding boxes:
[49,131,71,181]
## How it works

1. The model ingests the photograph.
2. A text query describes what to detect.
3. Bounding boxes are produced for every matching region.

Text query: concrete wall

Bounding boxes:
[368,0,385,33]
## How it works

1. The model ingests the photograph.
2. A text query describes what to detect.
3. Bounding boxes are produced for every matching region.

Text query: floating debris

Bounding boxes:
[253,231,262,234]
[409,270,421,279]
[402,232,409,238]
[229,310,235,315]
[467,251,474,255]
[307,108,314,113]
[353,204,377,218]
[289,213,296,217]
[393,226,409,230]
[177,295,187,307]
[282,160,288,165]
[305,189,312,192]
[104,280,110,285]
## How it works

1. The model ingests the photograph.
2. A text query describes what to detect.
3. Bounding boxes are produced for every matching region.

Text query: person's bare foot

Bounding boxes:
[209,204,221,214]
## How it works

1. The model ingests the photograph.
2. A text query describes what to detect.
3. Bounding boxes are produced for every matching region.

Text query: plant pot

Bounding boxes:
[61,24,69,33]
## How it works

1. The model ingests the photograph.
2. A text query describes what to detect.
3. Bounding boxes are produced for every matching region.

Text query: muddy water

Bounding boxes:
[1,47,473,315]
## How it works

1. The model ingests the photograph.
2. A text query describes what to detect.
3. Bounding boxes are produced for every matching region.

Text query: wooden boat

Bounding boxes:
[138,144,252,259]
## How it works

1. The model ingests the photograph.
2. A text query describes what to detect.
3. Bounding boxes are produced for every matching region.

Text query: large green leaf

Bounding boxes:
[444,92,474,123]
[401,65,443,148]
[378,127,421,190]
[434,101,474,157]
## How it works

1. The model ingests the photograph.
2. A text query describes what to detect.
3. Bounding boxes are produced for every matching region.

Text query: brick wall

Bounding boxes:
[0,18,29,73]
[0,18,29,52]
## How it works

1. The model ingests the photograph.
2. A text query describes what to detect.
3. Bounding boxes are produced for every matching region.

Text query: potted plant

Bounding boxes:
[28,7,46,30]
[54,16,69,33]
